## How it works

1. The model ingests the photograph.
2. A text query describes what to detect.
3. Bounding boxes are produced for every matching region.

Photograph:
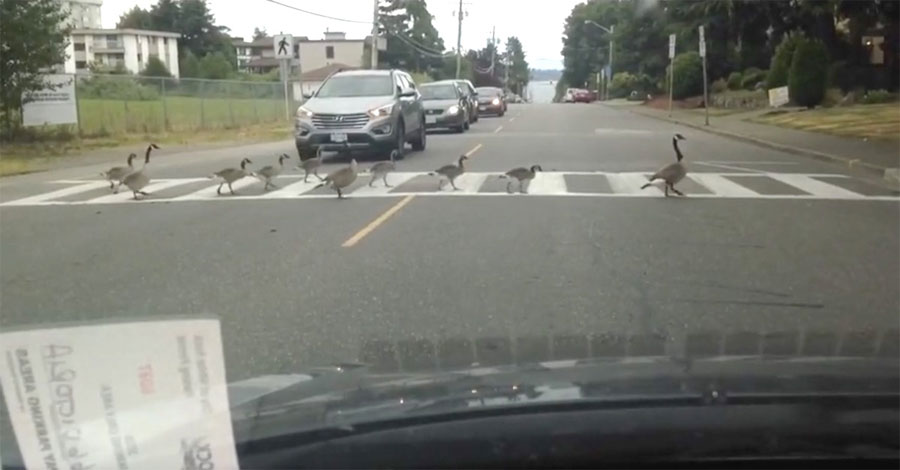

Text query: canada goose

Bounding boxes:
[368,150,398,187]
[313,159,358,198]
[121,143,159,200]
[255,154,290,190]
[210,158,253,195]
[500,164,542,194]
[101,153,137,193]
[641,134,687,197]
[296,147,325,183]
[430,155,468,190]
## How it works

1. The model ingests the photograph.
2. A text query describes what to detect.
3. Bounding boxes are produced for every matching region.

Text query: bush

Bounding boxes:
[766,35,802,90]
[727,71,742,90]
[711,78,728,93]
[141,56,172,78]
[409,72,433,86]
[77,75,160,100]
[609,72,637,99]
[861,89,897,104]
[671,51,703,99]
[788,38,829,108]
[741,67,766,90]
[821,88,844,107]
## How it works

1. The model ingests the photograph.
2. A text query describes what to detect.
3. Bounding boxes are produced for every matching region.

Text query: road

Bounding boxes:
[1,103,898,380]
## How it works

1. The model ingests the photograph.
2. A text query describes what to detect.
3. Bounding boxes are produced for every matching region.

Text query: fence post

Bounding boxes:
[228,81,235,128]
[253,84,259,123]
[199,79,206,130]
[74,74,83,137]
[123,97,129,134]
[161,77,169,131]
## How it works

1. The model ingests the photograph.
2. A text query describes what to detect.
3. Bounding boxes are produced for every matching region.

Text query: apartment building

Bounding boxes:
[66,29,182,77]
[233,32,366,75]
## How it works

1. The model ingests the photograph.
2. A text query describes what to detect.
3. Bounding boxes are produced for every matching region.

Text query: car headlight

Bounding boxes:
[368,103,394,119]
[491,98,500,105]
[447,105,459,115]
[297,106,314,119]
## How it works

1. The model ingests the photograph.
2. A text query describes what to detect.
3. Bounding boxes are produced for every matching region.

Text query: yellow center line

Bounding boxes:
[493,125,504,134]
[342,194,416,247]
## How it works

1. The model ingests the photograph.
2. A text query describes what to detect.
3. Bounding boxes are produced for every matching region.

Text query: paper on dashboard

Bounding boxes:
[0,317,238,470]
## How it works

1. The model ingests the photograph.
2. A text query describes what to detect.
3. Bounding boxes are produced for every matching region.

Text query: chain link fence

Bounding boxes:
[73,74,292,137]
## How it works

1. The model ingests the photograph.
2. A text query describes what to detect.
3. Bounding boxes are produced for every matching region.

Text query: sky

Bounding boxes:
[100,0,581,69]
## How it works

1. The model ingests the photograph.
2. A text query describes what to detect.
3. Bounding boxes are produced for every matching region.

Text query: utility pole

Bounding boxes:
[490,26,496,79]
[370,0,379,69]
[455,0,463,78]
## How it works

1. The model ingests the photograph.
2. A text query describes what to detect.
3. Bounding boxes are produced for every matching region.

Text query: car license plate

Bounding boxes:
[478,105,487,111]
[330,132,347,143]
[425,116,437,124]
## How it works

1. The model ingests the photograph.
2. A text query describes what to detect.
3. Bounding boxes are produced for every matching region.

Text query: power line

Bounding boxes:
[386,31,448,58]
[262,0,370,24]
[385,30,446,55]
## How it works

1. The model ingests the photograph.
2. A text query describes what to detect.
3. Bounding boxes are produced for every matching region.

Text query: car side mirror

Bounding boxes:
[399,88,417,97]
[302,92,313,99]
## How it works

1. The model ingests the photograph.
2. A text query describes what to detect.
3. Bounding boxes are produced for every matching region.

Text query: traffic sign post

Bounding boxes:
[274,34,294,119]
[699,26,709,125]
[668,33,675,116]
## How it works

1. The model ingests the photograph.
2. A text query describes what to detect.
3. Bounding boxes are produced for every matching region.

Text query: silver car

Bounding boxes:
[420,81,469,133]
[294,70,426,159]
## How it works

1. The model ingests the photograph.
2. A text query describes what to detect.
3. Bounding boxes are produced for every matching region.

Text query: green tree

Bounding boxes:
[117,6,154,29]
[671,51,703,99]
[378,0,445,72]
[0,0,69,134]
[766,34,801,89]
[180,50,202,78]
[198,52,233,79]
[141,56,172,77]
[252,27,268,41]
[788,37,829,107]
[505,36,529,94]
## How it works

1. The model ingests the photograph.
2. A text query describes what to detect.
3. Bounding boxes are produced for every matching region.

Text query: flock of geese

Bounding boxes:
[101,134,689,200]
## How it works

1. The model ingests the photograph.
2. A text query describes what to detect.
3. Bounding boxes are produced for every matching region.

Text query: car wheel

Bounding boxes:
[411,118,426,151]
[463,117,470,131]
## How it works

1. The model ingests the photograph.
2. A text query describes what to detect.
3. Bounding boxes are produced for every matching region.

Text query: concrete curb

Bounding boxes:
[617,105,898,185]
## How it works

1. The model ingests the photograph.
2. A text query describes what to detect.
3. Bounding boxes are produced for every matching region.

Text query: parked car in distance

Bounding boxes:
[476,87,507,116]
[454,79,479,123]
[573,89,595,103]
[294,69,426,158]
[563,88,576,103]
[420,81,469,133]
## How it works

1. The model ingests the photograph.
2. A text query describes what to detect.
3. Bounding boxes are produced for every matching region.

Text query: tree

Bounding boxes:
[117,6,154,29]
[141,56,172,77]
[180,50,202,78]
[671,51,703,99]
[788,37,829,107]
[766,34,801,89]
[252,27,268,41]
[198,52,233,79]
[0,0,69,134]
[505,37,529,95]
[378,0,445,72]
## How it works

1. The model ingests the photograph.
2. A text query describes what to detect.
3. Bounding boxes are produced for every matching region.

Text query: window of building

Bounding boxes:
[106,34,117,42]
[326,46,335,59]
[75,61,87,69]
[74,43,85,51]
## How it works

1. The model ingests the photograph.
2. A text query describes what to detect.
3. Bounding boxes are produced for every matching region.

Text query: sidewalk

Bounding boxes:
[608,102,899,184]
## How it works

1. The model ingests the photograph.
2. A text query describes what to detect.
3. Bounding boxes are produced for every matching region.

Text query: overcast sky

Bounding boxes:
[100,0,581,69]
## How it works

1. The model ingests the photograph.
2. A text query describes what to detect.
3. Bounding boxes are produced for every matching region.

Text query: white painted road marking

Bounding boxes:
[1,173,895,207]
[493,125,504,134]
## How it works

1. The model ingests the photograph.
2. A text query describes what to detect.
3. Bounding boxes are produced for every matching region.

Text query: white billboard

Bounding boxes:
[22,74,78,126]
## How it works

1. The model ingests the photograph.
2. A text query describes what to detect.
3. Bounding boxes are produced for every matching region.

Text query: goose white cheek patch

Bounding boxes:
[0,317,238,470]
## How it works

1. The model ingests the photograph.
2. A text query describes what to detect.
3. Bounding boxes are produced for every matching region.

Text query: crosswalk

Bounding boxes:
[1,172,897,207]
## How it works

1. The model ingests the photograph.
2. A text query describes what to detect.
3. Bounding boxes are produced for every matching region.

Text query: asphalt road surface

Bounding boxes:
[1,103,898,380]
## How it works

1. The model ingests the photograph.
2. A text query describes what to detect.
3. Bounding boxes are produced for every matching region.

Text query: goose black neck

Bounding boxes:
[672,137,684,162]
[145,144,154,160]
[241,160,247,169]
[458,156,466,167]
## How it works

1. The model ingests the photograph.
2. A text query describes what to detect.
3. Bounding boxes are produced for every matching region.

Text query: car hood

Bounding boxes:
[478,95,501,103]
[302,96,395,115]
[228,355,899,443]
[422,99,459,110]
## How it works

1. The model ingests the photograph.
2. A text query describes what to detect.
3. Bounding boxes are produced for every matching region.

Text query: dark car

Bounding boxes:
[454,79,479,123]
[294,69,426,158]
[419,81,469,133]
[475,86,507,116]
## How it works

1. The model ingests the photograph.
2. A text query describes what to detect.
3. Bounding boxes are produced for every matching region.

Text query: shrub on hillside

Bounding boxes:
[788,38,829,108]
[141,56,172,78]
[710,78,728,93]
[609,72,637,98]
[741,67,766,90]
[861,89,897,104]
[766,35,802,90]
[671,51,703,99]
[78,75,159,100]
[727,71,742,90]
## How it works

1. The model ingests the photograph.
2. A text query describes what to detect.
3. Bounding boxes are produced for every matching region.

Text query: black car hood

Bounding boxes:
[228,355,899,444]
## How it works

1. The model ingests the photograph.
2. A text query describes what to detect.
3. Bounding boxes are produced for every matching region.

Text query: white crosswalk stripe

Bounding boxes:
[1,172,896,207]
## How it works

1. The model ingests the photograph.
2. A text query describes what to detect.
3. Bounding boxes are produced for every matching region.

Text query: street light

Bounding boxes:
[584,20,614,100]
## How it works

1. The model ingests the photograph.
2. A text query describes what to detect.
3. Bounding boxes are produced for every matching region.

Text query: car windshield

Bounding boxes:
[476,87,503,96]
[316,75,394,97]
[420,84,458,100]
[1,0,898,468]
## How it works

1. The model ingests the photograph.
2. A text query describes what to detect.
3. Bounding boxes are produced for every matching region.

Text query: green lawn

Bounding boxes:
[751,103,900,141]
[77,96,287,136]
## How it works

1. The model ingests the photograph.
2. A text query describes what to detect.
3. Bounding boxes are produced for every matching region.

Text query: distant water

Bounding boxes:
[527,81,556,104]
